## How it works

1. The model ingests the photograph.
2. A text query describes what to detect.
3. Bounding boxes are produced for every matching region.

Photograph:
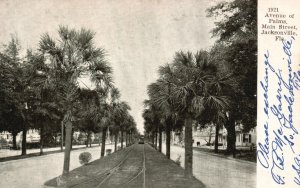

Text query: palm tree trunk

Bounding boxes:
[128,133,130,145]
[130,132,133,144]
[121,129,124,149]
[101,127,107,157]
[12,132,17,150]
[184,116,193,178]
[158,126,162,152]
[21,124,27,155]
[208,126,212,145]
[226,124,236,157]
[99,133,101,146]
[70,129,74,150]
[63,120,72,174]
[89,134,92,147]
[86,132,90,147]
[225,116,236,157]
[40,126,44,155]
[152,131,155,146]
[61,121,64,152]
[54,134,57,146]
[114,132,118,152]
[154,131,158,149]
[125,132,128,147]
[166,122,171,159]
[214,124,220,153]
[129,132,131,145]
[127,132,129,146]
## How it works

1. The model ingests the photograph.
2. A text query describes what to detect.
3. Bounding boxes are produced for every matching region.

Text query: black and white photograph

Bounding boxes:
[0,0,258,187]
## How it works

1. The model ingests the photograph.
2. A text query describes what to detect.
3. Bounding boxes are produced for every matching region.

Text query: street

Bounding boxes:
[0,143,256,188]
[162,144,256,188]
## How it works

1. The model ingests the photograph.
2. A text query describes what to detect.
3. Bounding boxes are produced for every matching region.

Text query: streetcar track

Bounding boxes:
[69,146,134,188]
[69,144,146,188]
[97,144,146,188]
[123,144,146,187]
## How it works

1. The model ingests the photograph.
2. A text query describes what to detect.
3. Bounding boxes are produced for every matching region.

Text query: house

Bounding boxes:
[17,129,40,143]
[0,131,11,142]
[171,122,257,148]
[206,124,257,148]
[0,129,40,144]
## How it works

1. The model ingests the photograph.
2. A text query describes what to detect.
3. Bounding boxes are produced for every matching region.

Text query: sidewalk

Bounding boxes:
[0,144,98,159]
[170,143,256,163]
[0,142,125,163]
[162,144,256,188]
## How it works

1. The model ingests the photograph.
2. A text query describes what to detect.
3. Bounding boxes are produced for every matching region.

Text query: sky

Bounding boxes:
[0,0,218,133]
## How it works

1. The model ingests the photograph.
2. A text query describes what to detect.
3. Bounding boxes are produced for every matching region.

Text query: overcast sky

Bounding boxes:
[0,0,218,133]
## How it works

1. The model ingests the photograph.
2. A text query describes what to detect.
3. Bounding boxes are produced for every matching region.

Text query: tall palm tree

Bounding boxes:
[143,100,163,151]
[208,44,240,155]
[117,102,131,149]
[109,87,121,152]
[147,64,179,158]
[76,89,101,148]
[85,86,111,157]
[99,104,111,157]
[143,109,157,146]
[124,115,135,146]
[164,51,218,177]
[39,26,111,174]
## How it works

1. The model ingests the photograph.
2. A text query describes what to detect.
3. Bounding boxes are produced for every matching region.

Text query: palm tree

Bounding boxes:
[118,102,131,149]
[99,104,111,157]
[124,115,135,146]
[143,109,157,147]
[143,100,163,151]
[39,26,111,174]
[84,87,111,157]
[109,87,121,152]
[76,89,101,148]
[208,44,240,155]
[147,64,179,158]
[163,51,218,177]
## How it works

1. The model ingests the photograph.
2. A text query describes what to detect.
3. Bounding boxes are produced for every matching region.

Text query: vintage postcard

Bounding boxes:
[0,0,298,188]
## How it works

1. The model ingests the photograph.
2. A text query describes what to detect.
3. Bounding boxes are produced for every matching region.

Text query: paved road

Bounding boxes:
[0,144,116,188]
[162,144,256,188]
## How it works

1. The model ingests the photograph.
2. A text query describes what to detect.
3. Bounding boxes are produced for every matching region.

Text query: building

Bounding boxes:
[0,131,11,142]
[172,122,257,148]
[0,129,40,144]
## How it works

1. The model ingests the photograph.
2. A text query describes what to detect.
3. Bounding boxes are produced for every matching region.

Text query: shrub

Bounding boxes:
[106,149,112,155]
[79,152,92,165]
[175,155,181,166]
